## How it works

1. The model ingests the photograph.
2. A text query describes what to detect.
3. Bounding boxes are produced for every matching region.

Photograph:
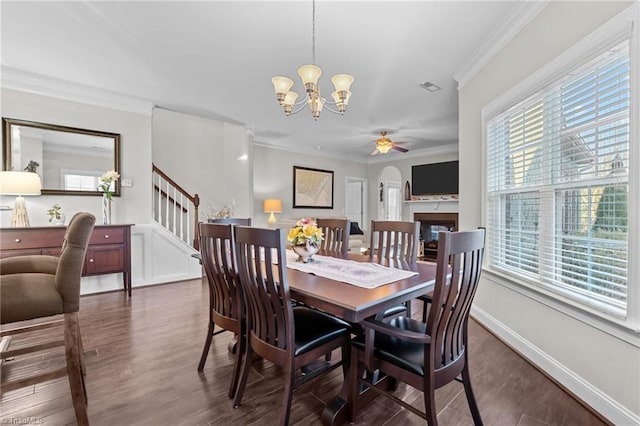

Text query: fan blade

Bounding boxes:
[370,148,379,156]
[392,146,409,153]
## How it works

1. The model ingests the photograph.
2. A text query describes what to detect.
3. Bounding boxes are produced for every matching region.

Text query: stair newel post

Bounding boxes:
[193,194,200,251]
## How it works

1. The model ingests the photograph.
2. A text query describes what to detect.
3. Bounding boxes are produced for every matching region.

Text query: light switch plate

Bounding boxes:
[121,179,133,187]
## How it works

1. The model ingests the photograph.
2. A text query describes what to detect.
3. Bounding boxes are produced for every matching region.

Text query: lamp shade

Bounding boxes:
[0,171,42,195]
[272,76,294,94]
[331,74,354,92]
[297,64,322,86]
[263,198,282,213]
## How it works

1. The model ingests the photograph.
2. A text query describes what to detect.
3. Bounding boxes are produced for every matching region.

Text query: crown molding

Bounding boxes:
[453,1,549,89]
[1,67,155,116]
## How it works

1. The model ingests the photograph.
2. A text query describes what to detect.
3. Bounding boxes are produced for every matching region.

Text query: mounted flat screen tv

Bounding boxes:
[411,161,459,195]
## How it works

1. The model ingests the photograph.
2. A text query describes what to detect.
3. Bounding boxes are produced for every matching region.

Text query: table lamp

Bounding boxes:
[0,171,42,227]
[263,198,282,225]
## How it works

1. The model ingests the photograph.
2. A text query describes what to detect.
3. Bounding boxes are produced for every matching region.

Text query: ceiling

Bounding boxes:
[1,1,524,161]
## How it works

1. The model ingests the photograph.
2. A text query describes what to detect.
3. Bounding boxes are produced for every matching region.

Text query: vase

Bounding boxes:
[102,194,111,225]
[292,240,320,263]
[51,213,66,225]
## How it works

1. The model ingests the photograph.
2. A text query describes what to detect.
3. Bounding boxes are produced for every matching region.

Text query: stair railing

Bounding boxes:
[152,164,200,250]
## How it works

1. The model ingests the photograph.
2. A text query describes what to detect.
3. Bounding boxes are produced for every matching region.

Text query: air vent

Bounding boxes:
[420,81,441,92]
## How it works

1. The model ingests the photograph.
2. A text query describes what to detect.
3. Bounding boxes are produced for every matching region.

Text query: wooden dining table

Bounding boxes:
[285,250,439,425]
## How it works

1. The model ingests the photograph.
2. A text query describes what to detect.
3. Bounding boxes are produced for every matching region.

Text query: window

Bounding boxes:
[486,38,631,319]
[61,169,102,191]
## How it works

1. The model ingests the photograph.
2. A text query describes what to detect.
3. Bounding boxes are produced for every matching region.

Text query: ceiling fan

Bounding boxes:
[371,131,410,155]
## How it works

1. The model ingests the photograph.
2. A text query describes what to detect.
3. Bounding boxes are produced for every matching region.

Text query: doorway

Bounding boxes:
[345,177,368,231]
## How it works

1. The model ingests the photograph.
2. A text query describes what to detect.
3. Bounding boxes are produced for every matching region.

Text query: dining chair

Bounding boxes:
[197,222,245,399]
[316,218,350,256]
[418,227,485,323]
[348,228,486,425]
[369,220,420,264]
[0,212,96,426]
[233,227,352,425]
[369,220,420,318]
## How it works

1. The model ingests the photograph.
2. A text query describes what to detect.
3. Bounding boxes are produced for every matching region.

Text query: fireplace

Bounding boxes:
[414,212,458,259]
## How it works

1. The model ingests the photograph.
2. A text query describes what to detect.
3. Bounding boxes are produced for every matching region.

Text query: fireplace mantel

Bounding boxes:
[405,199,458,217]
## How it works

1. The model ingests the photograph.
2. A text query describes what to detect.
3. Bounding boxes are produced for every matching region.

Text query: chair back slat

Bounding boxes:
[427,229,485,370]
[199,223,242,329]
[235,227,293,354]
[369,221,420,264]
[317,218,350,256]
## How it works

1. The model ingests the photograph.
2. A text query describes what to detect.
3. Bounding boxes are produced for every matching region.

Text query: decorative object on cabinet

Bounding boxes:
[2,118,120,196]
[0,224,133,296]
[263,198,282,224]
[98,170,119,225]
[0,171,41,227]
[404,180,411,201]
[293,166,333,208]
[47,203,65,225]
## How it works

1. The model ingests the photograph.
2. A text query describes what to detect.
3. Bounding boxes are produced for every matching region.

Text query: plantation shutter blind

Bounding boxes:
[486,39,630,317]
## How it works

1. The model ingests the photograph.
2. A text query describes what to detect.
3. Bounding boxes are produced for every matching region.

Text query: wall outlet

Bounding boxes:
[121,179,133,187]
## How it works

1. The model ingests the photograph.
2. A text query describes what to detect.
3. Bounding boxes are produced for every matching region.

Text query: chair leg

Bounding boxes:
[197,320,215,371]
[280,366,295,426]
[228,329,245,399]
[461,359,483,426]
[233,342,253,408]
[424,373,438,426]
[78,329,88,403]
[64,312,89,426]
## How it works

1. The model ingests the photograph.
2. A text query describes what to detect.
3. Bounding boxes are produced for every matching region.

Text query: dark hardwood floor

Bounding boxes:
[1,279,606,425]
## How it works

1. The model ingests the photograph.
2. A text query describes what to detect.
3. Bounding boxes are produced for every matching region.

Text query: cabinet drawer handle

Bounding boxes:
[14,238,21,243]
[89,259,94,263]
[104,235,110,239]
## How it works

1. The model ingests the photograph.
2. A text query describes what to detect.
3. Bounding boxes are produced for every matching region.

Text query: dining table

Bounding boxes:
[284,249,439,425]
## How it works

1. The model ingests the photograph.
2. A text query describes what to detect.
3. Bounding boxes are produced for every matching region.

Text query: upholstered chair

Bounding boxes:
[1,212,96,426]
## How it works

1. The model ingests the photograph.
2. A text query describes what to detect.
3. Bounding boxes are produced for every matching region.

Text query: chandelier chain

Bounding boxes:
[311,0,316,65]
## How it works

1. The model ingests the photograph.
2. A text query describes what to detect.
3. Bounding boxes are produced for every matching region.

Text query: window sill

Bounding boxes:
[481,267,640,347]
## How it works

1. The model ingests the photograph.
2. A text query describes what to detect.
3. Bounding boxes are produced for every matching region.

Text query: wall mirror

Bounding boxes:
[2,118,120,196]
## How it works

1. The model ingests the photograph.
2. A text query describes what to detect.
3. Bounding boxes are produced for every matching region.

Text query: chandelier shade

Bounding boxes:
[271,0,353,120]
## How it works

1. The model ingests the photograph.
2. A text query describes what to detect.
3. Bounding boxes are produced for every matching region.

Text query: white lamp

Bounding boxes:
[0,171,42,227]
[263,199,282,225]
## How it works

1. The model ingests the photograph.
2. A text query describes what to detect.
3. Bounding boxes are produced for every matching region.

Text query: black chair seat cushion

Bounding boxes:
[351,316,428,376]
[1,273,63,323]
[293,306,350,356]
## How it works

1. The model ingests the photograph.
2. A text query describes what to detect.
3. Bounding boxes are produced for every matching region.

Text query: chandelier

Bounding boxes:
[271,0,354,120]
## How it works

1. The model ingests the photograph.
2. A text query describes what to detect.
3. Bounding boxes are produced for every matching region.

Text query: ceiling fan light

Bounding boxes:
[331,74,354,92]
[298,64,322,86]
[377,144,392,154]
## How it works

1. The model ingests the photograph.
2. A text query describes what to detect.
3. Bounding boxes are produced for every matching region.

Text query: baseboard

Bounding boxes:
[471,306,640,426]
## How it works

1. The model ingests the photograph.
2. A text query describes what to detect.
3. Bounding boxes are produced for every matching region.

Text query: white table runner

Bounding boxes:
[285,250,417,289]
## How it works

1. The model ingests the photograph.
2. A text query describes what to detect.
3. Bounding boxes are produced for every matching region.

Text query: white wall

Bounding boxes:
[252,145,368,228]
[0,89,204,293]
[458,1,639,423]
[151,108,252,220]
[1,88,152,227]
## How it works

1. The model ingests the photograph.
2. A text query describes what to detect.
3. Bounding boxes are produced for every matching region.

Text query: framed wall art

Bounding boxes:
[293,166,334,209]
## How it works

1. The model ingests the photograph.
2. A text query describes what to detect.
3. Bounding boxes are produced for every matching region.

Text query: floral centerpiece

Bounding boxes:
[97,170,120,225]
[287,218,324,263]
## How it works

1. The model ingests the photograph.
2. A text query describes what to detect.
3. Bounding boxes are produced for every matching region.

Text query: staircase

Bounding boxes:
[152,164,200,250]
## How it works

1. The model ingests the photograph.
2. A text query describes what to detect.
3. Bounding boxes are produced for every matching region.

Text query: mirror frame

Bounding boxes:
[2,118,121,196]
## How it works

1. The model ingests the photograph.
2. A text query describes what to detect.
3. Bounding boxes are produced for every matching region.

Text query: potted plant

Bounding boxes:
[287,218,324,263]
[47,204,65,225]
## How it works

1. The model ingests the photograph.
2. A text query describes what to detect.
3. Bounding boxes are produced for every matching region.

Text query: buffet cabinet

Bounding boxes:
[0,224,133,296]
